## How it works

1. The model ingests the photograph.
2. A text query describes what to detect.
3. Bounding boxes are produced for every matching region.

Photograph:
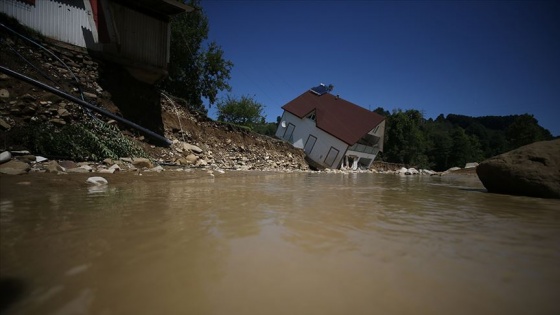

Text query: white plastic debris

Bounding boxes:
[86,176,108,185]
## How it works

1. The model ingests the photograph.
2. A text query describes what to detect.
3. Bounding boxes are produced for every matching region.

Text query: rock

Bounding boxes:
[0,89,9,98]
[0,118,11,130]
[35,156,48,163]
[0,151,11,164]
[43,160,65,173]
[79,165,93,172]
[66,166,90,173]
[59,160,78,169]
[108,164,121,172]
[465,162,479,169]
[407,168,419,175]
[0,160,30,175]
[86,176,108,185]
[82,92,97,99]
[148,165,164,172]
[21,94,36,102]
[10,150,31,155]
[50,118,66,126]
[15,155,36,163]
[131,157,153,169]
[57,108,71,117]
[476,139,560,199]
[182,142,203,154]
[185,154,198,164]
[195,159,208,167]
[177,154,198,165]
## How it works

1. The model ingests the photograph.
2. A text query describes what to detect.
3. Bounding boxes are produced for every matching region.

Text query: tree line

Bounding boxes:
[372,108,553,171]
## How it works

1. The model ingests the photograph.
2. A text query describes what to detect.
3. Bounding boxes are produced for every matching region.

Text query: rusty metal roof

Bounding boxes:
[282,90,385,145]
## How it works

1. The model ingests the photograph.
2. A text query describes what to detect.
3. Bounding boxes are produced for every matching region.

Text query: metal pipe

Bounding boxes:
[0,66,172,147]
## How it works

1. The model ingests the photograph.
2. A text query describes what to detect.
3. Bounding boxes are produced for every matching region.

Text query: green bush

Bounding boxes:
[22,120,148,161]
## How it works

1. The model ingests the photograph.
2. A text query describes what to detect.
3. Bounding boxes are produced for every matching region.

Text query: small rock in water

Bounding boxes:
[86,176,108,185]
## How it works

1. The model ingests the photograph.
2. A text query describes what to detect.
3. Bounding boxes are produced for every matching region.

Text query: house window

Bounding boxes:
[324,147,340,167]
[306,113,316,121]
[283,123,295,142]
[304,135,317,154]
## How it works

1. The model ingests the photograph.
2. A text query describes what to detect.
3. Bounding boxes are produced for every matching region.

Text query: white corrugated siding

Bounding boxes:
[0,0,96,49]
[111,2,168,68]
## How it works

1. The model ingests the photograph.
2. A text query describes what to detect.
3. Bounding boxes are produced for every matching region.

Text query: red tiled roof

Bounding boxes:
[282,90,385,145]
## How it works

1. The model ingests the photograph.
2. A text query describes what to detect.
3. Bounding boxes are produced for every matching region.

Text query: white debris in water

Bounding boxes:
[86,176,108,185]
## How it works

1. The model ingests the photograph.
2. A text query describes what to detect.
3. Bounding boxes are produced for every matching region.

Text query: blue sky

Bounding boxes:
[201,1,559,136]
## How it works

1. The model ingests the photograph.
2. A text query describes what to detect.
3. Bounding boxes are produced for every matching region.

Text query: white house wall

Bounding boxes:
[1,0,98,49]
[276,111,348,168]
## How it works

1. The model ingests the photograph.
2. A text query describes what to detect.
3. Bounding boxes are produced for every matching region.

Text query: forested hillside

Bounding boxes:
[371,108,554,171]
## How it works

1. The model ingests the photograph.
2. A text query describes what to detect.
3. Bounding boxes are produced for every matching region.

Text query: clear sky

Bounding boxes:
[201,1,560,136]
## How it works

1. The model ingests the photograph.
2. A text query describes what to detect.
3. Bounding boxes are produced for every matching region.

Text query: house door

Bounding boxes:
[324,146,340,168]
[304,135,317,154]
[283,123,295,142]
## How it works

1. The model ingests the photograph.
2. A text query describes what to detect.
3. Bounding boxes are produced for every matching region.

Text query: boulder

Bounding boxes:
[0,160,30,175]
[476,139,560,199]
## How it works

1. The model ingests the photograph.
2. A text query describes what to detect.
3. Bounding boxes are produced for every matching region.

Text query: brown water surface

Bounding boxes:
[1,172,559,315]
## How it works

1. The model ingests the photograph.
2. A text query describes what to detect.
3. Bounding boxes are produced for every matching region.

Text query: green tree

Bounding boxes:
[162,0,233,113]
[447,127,483,168]
[217,95,265,127]
[253,122,278,137]
[383,109,428,166]
[506,114,552,149]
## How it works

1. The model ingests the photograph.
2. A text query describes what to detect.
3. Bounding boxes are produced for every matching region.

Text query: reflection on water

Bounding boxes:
[1,173,559,315]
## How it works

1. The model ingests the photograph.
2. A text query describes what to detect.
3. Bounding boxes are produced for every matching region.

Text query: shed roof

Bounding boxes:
[282,90,385,145]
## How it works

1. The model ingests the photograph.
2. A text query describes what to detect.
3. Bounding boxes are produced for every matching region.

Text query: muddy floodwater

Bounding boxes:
[1,171,559,315]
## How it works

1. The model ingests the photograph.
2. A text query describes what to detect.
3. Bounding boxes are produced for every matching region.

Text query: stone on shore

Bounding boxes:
[476,139,560,199]
[0,160,30,175]
[131,158,153,169]
[0,151,12,164]
[43,160,65,173]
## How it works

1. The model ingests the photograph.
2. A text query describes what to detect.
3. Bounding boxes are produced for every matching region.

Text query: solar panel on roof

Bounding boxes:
[310,84,330,96]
